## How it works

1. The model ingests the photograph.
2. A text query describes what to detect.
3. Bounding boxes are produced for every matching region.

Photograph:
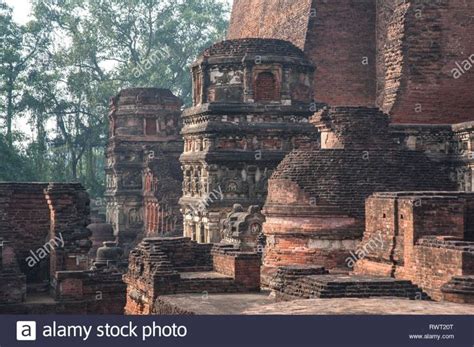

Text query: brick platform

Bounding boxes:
[442,276,474,304]
[152,293,474,315]
[270,274,429,301]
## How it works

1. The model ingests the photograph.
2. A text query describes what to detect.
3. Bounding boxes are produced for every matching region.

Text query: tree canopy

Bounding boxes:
[0,0,229,196]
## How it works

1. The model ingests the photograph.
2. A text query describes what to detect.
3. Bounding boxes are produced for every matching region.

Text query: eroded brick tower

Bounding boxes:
[180,38,318,243]
[105,88,183,248]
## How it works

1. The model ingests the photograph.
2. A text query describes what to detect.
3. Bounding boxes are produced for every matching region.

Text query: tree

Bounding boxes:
[0,0,230,197]
[0,2,46,147]
[0,133,36,181]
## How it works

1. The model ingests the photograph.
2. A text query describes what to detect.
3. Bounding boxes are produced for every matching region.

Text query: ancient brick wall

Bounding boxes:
[46,183,92,277]
[408,239,472,300]
[377,0,474,123]
[305,0,376,107]
[228,0,377,107]
[227,0,312,49]
[54,270,126,314]
[363,195,404,267]
[0,182,127,313]
[376,0,410,114]
[0,183,91,285]
[212,245,260,291]
[150,238,213,271]
[229,0,474,123]
[0,183,50,282]
[0,243,26,304]
[124,238,261,314]
[410,198,465,241]
[355,192,474,302]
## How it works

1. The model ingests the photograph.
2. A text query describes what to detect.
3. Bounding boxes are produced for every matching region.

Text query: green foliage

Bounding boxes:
[0,0,230,197]
[0,133,36,181]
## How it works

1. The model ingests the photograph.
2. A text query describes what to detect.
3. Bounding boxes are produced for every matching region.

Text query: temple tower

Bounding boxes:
[180,38,318,243]
[105,88,182,249]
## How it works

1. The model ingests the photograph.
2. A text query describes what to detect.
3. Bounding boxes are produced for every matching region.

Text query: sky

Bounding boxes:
[4,0,32,24]
[5,0,232,25]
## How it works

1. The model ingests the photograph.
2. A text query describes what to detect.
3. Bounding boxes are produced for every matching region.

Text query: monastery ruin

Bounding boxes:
[0,0,473,314]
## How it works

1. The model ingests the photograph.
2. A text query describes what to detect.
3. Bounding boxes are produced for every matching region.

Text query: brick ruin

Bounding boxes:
[123,237,260,314]
[261,107,456,283]
[354,192,474,303]
[0,183,125,314]
[1,2,474,315]
[228,0,474,124]
[118,36,473,312]
[391,121,474,192]
[180,38,318,243]
[105,88,183,249]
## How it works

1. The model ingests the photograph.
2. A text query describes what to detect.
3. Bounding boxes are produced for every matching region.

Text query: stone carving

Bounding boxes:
[129,208,142,225]
[221,204,265,251]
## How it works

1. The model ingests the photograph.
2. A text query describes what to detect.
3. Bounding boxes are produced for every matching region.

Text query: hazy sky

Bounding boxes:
[5,0,32,24]
[5,0,232,25]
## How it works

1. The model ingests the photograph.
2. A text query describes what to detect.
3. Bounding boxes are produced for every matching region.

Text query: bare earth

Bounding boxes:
[157,292,474,315]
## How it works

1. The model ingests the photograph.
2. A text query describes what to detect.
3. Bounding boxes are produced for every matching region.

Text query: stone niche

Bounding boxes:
[180,38,320,244]
[105,88,183,250]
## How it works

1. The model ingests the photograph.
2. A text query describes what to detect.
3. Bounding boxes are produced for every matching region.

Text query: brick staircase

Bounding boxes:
[270,266,430,300]
[441,275,474,303]
[176,272,240,294]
